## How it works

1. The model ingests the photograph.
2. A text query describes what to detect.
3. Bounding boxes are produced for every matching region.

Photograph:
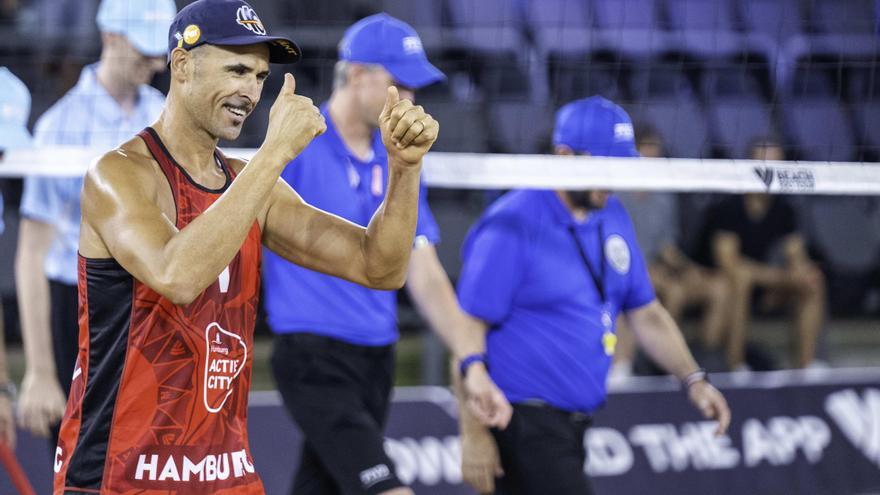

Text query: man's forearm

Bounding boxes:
[628,302,700,380]
[14,240,56,377]
[362,161,422,287]
[156,149,287,300]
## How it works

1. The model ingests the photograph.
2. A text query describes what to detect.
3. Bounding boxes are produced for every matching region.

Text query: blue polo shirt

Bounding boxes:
[262,105,440,346]
[457,190,655,414]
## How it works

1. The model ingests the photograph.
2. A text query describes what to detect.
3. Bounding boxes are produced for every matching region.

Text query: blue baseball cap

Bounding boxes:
[0,67,32,150]
[339,13,445,89]
[169,0,301,64]
[553,96,639,157]
[97,0,177,57]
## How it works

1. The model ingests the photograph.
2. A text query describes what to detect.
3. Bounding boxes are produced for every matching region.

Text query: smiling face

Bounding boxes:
[171,43,270,141]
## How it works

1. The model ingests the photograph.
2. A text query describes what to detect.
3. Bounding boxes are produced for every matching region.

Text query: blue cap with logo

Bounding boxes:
[553,96,639,158]
[339,13,445,89]
[168,0,301,64]
[0,67,32,150]
[97,0,177,57]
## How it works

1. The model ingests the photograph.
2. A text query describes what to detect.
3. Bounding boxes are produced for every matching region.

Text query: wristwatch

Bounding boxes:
[459,353,488,378]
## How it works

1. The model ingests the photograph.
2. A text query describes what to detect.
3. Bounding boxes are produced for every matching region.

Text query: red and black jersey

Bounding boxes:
[55,128,264,494]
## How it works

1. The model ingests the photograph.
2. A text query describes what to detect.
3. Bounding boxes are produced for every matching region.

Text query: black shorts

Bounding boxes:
[50,280,79,447]
[491,403,595,495]
[271,332,404,495]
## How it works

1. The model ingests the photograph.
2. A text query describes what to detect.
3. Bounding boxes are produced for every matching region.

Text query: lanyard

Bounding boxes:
[568,223,606,304]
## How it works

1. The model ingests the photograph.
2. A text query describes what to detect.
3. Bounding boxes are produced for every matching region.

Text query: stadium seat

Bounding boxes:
[525,0,594,58]
[590,0,671,58]
[626,97,711,158]
[445,0,531,99]
[422,101,490,153]
[380,0,446,51]
[445,0,526,54]
[702,67,776,158]
[665,0,749,57]
[783,100,856,161]
[487,101,555,154]
[807,0,877,34]
[547,60,624,104]
[737,0,805,42]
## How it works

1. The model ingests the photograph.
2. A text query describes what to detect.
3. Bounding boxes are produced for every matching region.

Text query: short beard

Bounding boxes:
[564,190,599,210]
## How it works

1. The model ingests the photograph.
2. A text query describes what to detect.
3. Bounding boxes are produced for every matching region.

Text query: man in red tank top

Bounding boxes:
[54,0,439,493]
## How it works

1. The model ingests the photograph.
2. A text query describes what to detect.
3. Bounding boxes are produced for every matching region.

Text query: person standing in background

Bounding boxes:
[0,67,36,447]
[262,13,510,495]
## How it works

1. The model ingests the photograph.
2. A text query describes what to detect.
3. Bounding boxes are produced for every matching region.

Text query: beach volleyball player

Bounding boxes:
[53,0,438,493]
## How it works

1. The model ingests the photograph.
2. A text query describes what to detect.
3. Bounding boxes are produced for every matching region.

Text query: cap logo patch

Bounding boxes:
[614,122,634,142]
[183,24,201,45]
[402,36,423,55]
[236,5,267,36]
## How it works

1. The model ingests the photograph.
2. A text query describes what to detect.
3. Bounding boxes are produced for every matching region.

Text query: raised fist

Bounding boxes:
[263,73,326,163]
[379,87,439,167]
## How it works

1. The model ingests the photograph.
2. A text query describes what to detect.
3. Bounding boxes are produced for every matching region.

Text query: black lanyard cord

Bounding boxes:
[567,223,607,304]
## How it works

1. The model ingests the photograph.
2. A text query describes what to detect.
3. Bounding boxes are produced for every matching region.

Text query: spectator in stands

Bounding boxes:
[0,67,34,447]
[262,13,510,495]
[14,0,174,448]
[455,96,729,495]
[612,126,730,380]
[694,138,826,370]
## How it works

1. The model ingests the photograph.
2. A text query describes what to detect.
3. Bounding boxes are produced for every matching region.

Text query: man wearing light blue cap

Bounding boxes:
[263,13,511,495]
[14,0,175,451]
[0,67,34,449]
[454,96,731,494]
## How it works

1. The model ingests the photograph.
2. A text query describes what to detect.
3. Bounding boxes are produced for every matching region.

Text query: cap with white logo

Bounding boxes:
[168,0,301,64]
[553,96,639,158]
[339,13,445,89]
[97,0,177,57]
[0,67,32,150]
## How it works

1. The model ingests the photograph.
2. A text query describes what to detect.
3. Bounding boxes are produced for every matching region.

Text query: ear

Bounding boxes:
[554,145,576,156]
[169,48,190,82]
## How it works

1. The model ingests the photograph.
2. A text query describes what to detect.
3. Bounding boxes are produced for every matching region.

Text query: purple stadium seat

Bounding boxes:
[784,100,855,161]
[738,0,804,41]
[487,101,555,153]
[708,99,775,158]
[446,0,526,54]
[590,0,671,57]
[852,102,880,159]
[626,96,711,158]
[380,0,445,50]
[808,0,877,34]
[424,101,490,152]
[666,0,757,57]
[525,0,593,57]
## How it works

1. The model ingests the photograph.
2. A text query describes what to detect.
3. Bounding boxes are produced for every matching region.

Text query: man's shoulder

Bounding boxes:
[479,190,542,230]
[88,136,160,187]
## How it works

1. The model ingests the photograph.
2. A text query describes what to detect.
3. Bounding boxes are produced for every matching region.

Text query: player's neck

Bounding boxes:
[327,90,374,161]
[152,99,221,174]
[96,62,138,115]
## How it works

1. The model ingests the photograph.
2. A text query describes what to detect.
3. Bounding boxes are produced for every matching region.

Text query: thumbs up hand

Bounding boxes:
[379,86,439,167]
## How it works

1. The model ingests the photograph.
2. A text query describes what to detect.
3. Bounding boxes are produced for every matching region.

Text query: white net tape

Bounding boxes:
[1,146,878,195]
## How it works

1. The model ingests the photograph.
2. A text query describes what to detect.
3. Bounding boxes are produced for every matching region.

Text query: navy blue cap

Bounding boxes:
[553,96,639,158]
[168,0,300,64]
[339,13,445,89]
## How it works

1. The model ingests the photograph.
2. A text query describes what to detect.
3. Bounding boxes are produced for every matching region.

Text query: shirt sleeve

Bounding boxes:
[457,213,528,324]
[621,217,657,312]
[414,181,440,245]
[20,106,72,224]
[20,176,66,225]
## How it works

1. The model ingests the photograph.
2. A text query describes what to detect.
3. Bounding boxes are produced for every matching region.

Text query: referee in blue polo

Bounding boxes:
[263,13,510,495]
[453,96,731,495]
